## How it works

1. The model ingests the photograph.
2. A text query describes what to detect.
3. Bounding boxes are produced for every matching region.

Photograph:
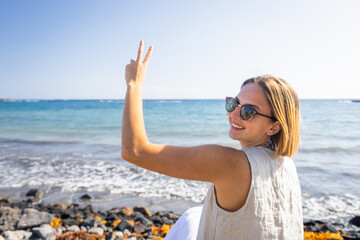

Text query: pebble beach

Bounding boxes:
[1,189,360,240]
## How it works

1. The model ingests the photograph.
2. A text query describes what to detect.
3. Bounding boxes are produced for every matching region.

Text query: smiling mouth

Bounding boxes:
[231,123,245,130]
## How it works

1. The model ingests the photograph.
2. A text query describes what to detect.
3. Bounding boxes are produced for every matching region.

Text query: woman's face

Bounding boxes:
[228,83,276,148]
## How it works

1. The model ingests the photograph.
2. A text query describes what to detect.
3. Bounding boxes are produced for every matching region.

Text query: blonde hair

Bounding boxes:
[241,75,300,157]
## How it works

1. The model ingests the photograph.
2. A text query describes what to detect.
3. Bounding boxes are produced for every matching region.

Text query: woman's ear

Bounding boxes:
[267,121,281,136]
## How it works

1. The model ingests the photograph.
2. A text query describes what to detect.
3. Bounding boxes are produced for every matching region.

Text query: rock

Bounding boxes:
[55,203,67,210]
[108,208,121,215]
[23,231,32,239]
[0,207,21,231]
[115,220,132,232]
[78,218,105,230]
[133,211,144,218]
[67,225,80,232]
[54,228,62,235]
[120,207,133,217]
[105,232,115,240]
[303,220,325,232]
[123,229,131,236]
[88,227,104,235]
[78,218,94,229]
[83,205,95,217]
[17,208,54,229]
[133,223,146,234]
[349,216,360,227]
[165,212,180,220]
[151,215,163,225]
[113,231,123,238]
[320,223,337,233]
[161,216,174,225]
[80,194,92,201]
[69,204,79,210]
[31,224,55,240]
[12,230,24,239]
[25,189,44,199]
[105,213,118,221]
[0,198,13,205]
[134,216,153,227]
[1,231,18,240]
[62,218,77,226]
[133,207,152,218]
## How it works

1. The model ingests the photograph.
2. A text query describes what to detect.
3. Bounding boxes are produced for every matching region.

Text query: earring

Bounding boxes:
[266,137,275,150]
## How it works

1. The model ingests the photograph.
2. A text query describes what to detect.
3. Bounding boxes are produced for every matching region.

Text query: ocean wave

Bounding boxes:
[298,146,360,153]
[302,193,360,222]
[0,138,80,146]
[157,100,182,103]
[0,155,209,203]
[338,100,353,103]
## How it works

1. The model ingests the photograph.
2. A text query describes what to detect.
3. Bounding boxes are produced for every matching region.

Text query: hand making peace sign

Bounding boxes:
[125,40,153,86]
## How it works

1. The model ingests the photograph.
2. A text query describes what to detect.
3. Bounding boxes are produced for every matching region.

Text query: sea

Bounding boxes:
[0,99,359,226]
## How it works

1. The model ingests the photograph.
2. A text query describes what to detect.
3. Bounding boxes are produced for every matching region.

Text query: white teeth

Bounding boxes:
[232,123,245,129]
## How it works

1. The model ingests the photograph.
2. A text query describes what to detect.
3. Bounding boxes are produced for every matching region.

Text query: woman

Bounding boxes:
[122,41,303,240]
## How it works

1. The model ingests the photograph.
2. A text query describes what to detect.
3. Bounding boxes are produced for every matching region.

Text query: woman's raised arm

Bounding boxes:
[121,41,248,184]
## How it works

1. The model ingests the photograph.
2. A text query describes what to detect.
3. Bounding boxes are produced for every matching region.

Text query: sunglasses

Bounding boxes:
[225,97,276,121]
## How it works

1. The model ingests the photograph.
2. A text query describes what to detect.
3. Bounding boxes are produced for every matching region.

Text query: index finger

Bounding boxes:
[143,46,153,65]
[136,40,144,63]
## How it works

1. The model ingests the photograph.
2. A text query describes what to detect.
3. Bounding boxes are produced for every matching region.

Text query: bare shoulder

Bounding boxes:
[125,143,249,183]
[212,148,252,212]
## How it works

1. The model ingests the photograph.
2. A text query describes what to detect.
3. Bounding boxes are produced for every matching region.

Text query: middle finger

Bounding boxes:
[136,40,144,63]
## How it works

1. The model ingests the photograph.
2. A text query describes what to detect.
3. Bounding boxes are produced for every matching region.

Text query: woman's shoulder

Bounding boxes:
[241,146,277,159]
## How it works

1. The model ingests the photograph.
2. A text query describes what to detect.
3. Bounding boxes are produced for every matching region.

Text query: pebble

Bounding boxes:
[114,231,124,238]
[120,206,134,217]
[80,194,92,201]
[133,206,152,218]
[0,207,21,231]
[123,229,132,236]
[67,225,80,232]
[25,189,44,199]
[350,216,360,228]
[31,224,55,240]
[135,215,154,227]
[115,220,133,232]
[88,227,104,235]
[12,230,24,240]
[1,231,18,240]
[17,208,54,229]
[23,231,32,239]
[133,222,146,234]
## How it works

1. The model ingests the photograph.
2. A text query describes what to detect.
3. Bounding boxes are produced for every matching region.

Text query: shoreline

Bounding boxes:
[1,190,360,240]
[0,187,200,216]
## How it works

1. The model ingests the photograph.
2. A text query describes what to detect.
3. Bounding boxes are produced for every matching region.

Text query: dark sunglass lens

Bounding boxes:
[240,105,255,120]
[225,98,237,112]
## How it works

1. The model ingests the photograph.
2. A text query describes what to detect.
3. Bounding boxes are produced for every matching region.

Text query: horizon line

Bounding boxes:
[1,97,359,101]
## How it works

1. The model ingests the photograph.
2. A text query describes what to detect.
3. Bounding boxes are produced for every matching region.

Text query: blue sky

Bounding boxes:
[0,0,359,99]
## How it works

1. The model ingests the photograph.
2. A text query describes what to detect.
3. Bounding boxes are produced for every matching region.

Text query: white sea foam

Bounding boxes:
[0,154,209,202]
[302,193,360,221]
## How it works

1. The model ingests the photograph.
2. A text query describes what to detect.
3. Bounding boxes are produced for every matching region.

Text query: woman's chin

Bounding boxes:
[228,131,242,141]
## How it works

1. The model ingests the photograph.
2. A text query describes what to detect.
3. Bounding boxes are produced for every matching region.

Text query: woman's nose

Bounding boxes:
[230,107,241,119]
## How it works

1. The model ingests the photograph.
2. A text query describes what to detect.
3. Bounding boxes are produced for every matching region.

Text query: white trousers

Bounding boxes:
[164,205,203,240]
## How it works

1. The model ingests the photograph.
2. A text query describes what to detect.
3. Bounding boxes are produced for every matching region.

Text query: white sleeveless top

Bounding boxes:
[196,147,303,240]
